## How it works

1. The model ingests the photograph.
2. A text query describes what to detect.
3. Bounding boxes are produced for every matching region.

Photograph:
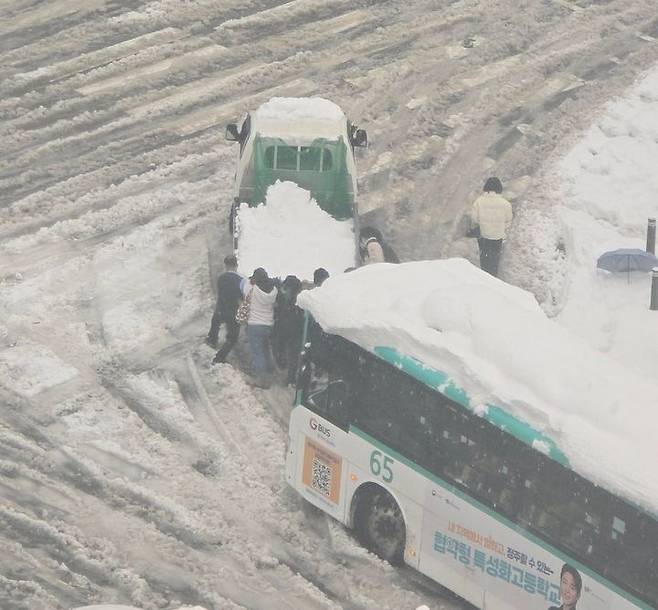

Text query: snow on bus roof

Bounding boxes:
[297,258,658,512]
[253,97,347,140]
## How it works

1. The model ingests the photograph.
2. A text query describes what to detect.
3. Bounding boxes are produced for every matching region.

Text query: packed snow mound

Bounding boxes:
[546,64,658,382]
[298,258,658,512]
[236,180,356,281]
[558,67,658,231]
[253,97,347,140]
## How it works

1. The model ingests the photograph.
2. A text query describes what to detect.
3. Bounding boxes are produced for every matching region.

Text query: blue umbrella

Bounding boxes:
[596,248,658,281]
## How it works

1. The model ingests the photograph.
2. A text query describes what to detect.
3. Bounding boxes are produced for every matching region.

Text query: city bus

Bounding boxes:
[285,260,657,610]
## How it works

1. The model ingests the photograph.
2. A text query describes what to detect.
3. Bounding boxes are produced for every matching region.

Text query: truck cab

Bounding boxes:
[226,97,367,229]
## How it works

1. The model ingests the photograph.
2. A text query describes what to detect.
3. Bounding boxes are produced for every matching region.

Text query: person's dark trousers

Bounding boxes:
[207,309,223,346]
[285,340,300,385]
[212,315,240,363]
[478,238,503,277]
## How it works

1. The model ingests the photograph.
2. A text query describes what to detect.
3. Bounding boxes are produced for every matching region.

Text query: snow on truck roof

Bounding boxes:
[253,97,347,140]
[297,259,658,513]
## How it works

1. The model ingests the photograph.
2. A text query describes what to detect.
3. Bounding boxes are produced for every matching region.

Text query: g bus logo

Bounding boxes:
[309,418,331,438]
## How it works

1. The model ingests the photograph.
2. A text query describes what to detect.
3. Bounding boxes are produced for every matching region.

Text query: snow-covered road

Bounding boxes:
[1,1,657,608]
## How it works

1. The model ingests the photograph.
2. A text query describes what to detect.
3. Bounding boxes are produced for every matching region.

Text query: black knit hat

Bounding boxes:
[250,267,268,281]
[313,267,329,286]
[483,177,503,194]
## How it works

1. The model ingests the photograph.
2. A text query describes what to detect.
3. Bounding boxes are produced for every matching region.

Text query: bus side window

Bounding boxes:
[306,362,329,412]
[304,335,357,432]
[395,383,433,466]
[352,357,402,448]
[645,526,658,601]
[325,378,350,430]
[601,504,654,598]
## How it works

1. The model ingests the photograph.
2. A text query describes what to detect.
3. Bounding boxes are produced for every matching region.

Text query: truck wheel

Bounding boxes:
[355,487,405,565]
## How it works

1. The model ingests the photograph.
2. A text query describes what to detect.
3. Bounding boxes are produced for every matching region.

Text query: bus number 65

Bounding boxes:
[370,450,394,483]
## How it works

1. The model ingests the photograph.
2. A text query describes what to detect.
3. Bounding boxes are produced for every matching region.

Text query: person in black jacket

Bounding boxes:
[272,275,304,385]
[207,254,244,364]
[359,226,400,264]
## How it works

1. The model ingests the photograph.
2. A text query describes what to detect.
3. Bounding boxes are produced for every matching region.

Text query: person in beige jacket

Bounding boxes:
[470,177,513,277]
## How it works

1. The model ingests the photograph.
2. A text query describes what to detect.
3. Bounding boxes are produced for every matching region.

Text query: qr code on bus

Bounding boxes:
[311,457,332,497]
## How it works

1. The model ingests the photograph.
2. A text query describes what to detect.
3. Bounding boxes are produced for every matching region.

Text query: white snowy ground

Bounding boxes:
[506,62,658,378]
[1,1,658,609]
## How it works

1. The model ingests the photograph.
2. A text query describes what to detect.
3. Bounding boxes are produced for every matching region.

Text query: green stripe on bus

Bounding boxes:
[350,424,653,610]
[373,346,569,467]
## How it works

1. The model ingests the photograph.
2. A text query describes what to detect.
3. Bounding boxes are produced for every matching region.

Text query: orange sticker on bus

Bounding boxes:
[302,437,342,504]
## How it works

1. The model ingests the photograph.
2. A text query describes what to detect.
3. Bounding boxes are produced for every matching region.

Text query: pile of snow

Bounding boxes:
[546,64,658,380]
[298,258,658,512]
[558,67,658,231]
[236,180,356,281]
[253,97,347,140]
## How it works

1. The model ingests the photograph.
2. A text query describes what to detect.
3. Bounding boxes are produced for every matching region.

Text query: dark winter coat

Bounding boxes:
[215,271,243,317]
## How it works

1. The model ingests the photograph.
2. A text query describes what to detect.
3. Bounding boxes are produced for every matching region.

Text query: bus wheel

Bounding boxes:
[355,488,405,565]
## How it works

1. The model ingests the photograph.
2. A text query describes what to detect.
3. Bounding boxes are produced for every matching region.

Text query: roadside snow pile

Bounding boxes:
[548,64,658,379]
[558,66,658,230]
[298,258,658,512]
[236,180,355,281]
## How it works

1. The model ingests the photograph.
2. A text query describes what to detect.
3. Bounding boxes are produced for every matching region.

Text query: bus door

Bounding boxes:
[294,358,351,522]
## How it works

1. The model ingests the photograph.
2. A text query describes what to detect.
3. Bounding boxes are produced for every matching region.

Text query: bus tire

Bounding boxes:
[354,486,405,565]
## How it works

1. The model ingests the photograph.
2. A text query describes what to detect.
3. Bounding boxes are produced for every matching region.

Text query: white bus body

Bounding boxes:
[287,405,651,610]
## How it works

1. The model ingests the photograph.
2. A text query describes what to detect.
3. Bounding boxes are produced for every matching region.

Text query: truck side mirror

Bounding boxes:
[225,123,240,141]
[353,128,368,148]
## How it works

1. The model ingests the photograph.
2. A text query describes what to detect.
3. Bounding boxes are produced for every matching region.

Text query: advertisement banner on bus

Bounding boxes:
[421,485,628,609]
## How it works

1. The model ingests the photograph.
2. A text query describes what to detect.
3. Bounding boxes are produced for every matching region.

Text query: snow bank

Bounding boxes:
[298,258,658,512]
[548,64,658,380]
[558,67,658,231]
[236,180,356,281]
